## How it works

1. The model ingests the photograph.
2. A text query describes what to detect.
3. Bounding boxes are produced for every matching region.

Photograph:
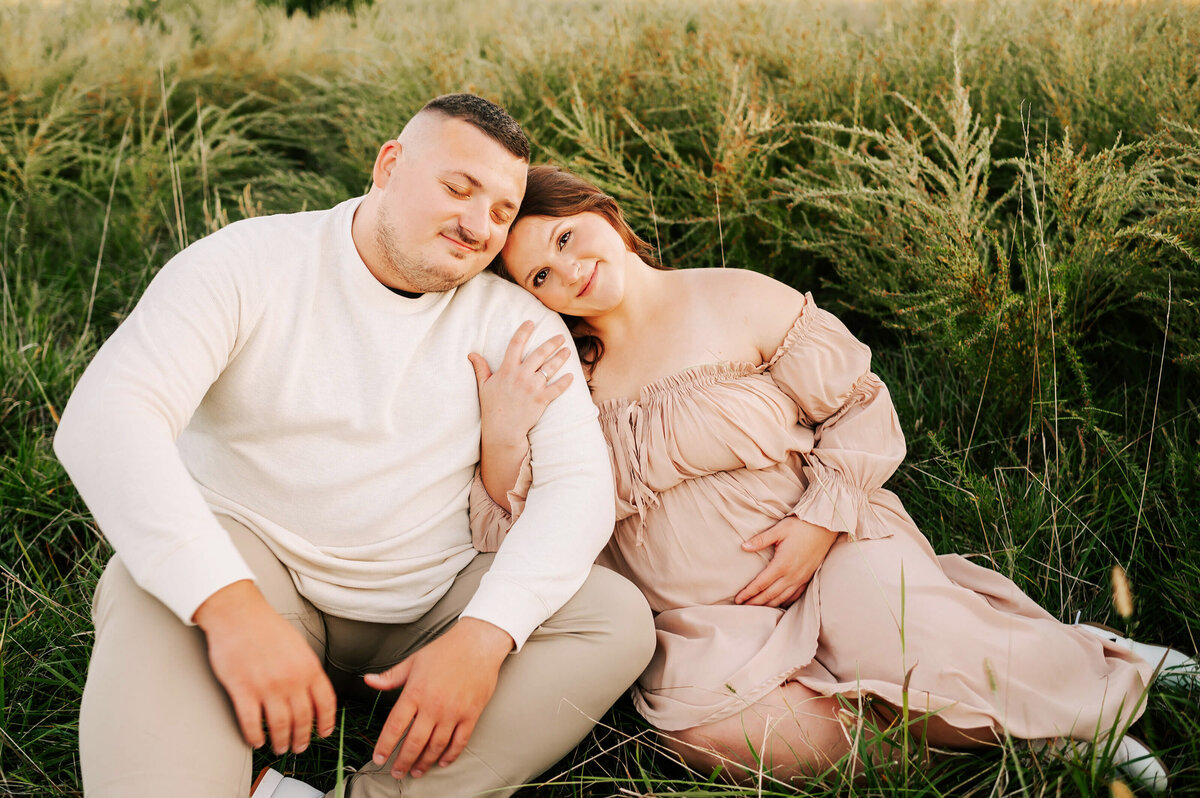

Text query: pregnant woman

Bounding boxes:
[467,165,1194,791]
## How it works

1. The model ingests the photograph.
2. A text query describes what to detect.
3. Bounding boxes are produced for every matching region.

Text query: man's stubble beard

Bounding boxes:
[375,207,469,294]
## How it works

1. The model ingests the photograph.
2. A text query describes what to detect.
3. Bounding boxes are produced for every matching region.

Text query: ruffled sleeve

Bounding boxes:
[766,293,906,540]
[468,451,534,552]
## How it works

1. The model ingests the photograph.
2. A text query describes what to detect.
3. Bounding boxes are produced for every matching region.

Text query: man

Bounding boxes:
[55,93,655,797]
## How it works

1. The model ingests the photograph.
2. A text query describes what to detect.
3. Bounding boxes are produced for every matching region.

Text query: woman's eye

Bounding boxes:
[445,184,468,198]
[532,268,550,288]
[557,230,571,250]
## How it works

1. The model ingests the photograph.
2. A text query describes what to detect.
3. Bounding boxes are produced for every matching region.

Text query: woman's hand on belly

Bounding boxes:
[734,517,839,607]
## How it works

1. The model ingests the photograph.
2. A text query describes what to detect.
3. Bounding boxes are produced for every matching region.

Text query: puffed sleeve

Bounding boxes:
[766,293,906,540]
[468,451,534,552]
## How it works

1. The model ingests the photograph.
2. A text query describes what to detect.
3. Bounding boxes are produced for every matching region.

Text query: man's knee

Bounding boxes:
[558,566,656,675]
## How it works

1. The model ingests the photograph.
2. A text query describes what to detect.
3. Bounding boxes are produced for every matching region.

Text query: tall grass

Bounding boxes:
[2,0,1198,794]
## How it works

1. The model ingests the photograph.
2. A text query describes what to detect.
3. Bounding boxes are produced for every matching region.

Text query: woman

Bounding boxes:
[467,166,1191,790]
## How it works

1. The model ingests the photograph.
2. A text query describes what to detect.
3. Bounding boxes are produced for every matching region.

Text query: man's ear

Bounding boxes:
[372,139,402,189]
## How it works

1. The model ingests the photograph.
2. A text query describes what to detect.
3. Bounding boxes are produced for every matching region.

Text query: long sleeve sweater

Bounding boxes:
[54,196,616,649]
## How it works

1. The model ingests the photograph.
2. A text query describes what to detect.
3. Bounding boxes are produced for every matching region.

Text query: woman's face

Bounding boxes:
[501,211,630,317]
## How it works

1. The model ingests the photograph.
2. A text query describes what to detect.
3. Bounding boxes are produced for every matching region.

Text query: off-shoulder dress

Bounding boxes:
[472,293,1154,736]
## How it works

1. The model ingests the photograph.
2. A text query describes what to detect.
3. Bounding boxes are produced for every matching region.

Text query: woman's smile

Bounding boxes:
[577,264,597,297]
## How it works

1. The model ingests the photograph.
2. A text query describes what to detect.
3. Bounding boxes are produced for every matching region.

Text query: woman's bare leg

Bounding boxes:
[660,682,855,783]
[871,701,999,749]
[660,683,1000,785]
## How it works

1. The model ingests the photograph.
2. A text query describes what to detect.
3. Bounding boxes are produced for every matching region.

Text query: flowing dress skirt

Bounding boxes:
[637,490,1154,736]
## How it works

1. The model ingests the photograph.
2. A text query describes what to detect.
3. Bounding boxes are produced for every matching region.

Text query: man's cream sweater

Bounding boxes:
[55,197,614,648]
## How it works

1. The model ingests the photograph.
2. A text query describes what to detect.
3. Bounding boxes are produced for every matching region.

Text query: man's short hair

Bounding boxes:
[420,94,530,161]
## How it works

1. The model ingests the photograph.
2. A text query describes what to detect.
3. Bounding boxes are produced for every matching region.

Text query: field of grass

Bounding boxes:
[2,0,1198,794]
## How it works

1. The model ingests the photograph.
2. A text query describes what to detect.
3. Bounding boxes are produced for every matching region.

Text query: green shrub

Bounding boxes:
[1031,124,1200,376]
[769,57,1199,424]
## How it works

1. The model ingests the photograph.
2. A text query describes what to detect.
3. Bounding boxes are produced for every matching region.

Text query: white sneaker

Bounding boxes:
[1110,736,1170,794]
[1077,621,1200,690]
[250,767,324,798]
[1049,735,1170,794]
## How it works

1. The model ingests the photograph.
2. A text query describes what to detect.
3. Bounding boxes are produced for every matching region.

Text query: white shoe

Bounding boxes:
[251,767,324,798]
[1049,735,1170,794]
[1110,736,1170,794]
[1077,621,1200,689]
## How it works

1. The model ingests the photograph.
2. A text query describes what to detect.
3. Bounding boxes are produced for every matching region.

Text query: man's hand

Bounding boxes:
[193,580,336,755]
[735,517,840,607]
[363,618,514,779]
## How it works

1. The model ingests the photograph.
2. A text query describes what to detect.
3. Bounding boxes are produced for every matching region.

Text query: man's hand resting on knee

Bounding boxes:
[193,580,336,755]
[364,618,514,780]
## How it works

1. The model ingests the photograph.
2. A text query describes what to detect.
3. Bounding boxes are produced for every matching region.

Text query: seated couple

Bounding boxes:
[57,94,1194,798]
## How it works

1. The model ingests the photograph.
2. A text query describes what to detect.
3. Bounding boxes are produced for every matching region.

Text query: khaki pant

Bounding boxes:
[80,516,655,797]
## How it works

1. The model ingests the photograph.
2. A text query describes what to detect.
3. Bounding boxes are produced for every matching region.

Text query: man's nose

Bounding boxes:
[459,202,490,245]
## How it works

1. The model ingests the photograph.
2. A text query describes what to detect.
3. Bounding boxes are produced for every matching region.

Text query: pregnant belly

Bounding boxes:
[610,463,807,612]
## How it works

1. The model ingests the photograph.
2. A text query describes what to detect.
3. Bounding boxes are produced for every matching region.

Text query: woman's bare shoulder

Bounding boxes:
[680,268,808,358]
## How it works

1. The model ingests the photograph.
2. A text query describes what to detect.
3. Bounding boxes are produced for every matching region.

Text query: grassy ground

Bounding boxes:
[2,0,1198,794]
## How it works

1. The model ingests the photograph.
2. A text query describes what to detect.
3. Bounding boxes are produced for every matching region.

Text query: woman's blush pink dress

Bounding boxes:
[472,292,1154,737]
